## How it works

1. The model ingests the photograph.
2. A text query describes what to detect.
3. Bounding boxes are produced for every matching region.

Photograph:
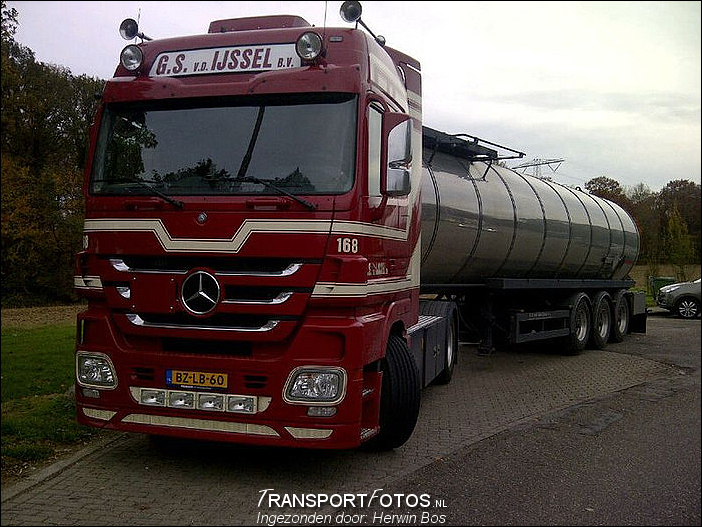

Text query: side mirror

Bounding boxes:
[383,113,412,197]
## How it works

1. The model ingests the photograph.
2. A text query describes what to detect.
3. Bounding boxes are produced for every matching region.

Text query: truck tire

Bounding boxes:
[675,297,700,319]
[590,291,612,350]
[364,335,420,451]
[564,292,591,355]
[610,290,630,342]
[434,310,458,385]
[420,300,458,385]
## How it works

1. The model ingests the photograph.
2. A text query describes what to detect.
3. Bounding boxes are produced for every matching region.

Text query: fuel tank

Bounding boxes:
[419,130,639,285]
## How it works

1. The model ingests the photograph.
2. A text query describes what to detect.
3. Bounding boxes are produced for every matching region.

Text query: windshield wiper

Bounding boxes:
[129,180,184,209]
[240,176,316,210]
[234,106,316,211]
[92,178,184,209]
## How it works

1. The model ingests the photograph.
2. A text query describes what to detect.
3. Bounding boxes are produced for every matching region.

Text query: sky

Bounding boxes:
[8,1,702,192]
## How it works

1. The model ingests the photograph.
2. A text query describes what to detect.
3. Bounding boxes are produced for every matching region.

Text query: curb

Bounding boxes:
[1,433,129,504]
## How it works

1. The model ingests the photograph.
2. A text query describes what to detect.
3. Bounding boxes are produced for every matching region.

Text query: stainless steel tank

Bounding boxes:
[419,139,639,285]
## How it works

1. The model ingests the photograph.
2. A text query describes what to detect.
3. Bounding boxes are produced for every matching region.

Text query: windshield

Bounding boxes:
[90,93,357,196]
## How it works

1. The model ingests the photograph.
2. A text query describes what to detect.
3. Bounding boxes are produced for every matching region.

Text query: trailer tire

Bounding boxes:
[363,335,420,451]
[564,292,591,355]
[590,291,612,350]
[610,290,630,342]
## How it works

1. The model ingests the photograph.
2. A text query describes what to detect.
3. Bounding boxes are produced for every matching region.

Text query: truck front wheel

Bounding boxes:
[363,335,420,451]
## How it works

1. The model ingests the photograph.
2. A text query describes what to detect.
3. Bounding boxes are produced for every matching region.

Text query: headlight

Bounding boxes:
[76,352,117,389]
[295,32,323,61]
[283,367,346,405]
[120,44,143,71]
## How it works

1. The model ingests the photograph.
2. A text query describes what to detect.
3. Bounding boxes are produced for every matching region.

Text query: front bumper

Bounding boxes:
[656,291,673,309]
[74,307,386,449]
[77,403,366,449]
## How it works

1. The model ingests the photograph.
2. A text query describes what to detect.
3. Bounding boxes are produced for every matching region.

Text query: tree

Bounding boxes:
[663,203,696,281]
[625,183,660,267]
[585,175,633,212]
[626,182,653,205]
[655,179,701,263]
[1,2,103,305]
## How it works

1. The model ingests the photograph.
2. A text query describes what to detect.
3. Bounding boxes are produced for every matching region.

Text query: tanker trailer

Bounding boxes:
[416,127,646,355]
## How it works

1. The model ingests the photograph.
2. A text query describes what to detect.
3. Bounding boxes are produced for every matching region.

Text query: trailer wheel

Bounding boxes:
[434,310,458,385]
[610,290,630,342]
[590,291,612,349]
[364,335,420,451]
[564,292,591,355]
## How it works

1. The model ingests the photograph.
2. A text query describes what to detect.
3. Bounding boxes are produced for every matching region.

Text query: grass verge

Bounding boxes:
[1,319,104,486]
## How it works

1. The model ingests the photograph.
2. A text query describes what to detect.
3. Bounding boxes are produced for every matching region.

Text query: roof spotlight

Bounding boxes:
[120,44,143,71]
[296,31,323,61]
[118,18,152,41]
[119,18,139,40]
[338,2,385,47]
[340,1,362,23]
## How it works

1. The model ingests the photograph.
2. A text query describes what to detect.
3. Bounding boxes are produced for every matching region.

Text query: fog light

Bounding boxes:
[227,395,256,414]
[168,391,195,409]
[307,406,337,417]
[140,389,166,406]
[284,367,346,405]
[198,393,224,411]
[76,352,117,389]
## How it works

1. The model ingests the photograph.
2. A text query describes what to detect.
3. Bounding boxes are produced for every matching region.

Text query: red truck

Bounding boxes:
[74,2,646,450]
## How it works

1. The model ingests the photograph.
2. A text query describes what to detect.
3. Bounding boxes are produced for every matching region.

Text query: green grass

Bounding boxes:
[1,322,100,471]
[1,395,94,461]
[1,324,77,402]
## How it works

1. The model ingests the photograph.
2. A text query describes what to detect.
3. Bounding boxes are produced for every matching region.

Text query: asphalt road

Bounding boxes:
[339,310,701,526]
[1,310,699,526]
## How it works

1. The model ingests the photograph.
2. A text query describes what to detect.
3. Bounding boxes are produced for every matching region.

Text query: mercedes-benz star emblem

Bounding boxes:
[181,271,220,315]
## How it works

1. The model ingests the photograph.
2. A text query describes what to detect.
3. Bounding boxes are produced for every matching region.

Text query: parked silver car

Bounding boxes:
[656,278,701,319]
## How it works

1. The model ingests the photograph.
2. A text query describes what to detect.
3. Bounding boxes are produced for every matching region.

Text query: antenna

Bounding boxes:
[322,1,328,42]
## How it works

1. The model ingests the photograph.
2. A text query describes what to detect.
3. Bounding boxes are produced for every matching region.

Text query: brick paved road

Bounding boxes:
[1,331,681,526]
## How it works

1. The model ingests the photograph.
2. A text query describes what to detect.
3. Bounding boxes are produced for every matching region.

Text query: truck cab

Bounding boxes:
[74,7,435,449]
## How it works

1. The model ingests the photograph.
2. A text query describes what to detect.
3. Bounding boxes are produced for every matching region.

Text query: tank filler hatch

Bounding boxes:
[422,126,525,164]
